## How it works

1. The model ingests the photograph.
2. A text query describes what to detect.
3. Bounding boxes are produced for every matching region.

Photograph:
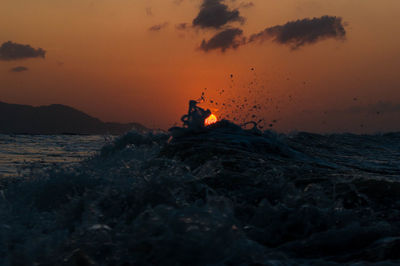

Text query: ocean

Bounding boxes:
[1,124,400,265]
[0,134,107,177]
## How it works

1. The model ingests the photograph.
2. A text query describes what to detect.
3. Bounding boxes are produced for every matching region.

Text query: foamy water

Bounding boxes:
[1,125,400,264]
[0,134,107,177]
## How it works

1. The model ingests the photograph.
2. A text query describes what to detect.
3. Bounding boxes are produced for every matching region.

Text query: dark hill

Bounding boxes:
[0,101,146,135]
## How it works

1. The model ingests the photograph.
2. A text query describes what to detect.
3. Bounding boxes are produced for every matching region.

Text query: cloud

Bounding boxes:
[148,22,169,32]
[200,28,245,52]
[10,66,29,72]
[197,16,346,53]
[239,2,254,9]
[0,41,46,61]
[193,0,244,29]
[176,23,189,31]
[249,16,346,49]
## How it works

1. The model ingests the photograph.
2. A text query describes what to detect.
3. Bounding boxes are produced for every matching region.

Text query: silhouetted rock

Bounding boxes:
[0,101,146,135]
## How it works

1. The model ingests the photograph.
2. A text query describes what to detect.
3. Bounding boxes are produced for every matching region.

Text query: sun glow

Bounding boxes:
[204,114,218,126]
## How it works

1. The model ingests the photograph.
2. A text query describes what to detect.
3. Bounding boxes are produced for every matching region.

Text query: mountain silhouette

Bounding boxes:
[0,101,146,135]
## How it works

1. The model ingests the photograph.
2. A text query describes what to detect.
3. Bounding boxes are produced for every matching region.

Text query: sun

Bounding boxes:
[204,114,218,126]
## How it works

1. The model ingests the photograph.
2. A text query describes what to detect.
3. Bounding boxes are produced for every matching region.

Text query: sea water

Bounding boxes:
[0,134,107,177]
[1,125,400,264]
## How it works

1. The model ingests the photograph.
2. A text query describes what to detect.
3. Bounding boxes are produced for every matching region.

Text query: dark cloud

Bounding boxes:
[0,41,46,61]
[193,0,244,29]
[10,66,29,72]
[176,23,189,31]
[148,22,169,32]
[197,16,346,53]
[200,28,245,52]
[249,16,346,49]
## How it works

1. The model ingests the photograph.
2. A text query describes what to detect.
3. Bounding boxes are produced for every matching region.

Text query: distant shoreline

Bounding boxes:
[0,101,147,135]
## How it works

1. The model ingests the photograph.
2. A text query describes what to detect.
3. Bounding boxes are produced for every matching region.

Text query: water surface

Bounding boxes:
[0,134,107,177]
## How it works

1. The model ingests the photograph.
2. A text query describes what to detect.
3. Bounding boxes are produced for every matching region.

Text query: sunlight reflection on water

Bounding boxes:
[0,134,108,177]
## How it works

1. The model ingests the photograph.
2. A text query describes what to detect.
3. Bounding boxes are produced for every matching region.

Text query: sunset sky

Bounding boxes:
[1,0,400,132]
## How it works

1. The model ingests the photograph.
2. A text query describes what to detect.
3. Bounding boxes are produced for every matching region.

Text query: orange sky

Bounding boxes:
[1,0,400,132]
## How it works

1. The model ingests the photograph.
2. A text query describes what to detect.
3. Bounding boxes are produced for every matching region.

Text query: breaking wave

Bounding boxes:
[1,113,400,264]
